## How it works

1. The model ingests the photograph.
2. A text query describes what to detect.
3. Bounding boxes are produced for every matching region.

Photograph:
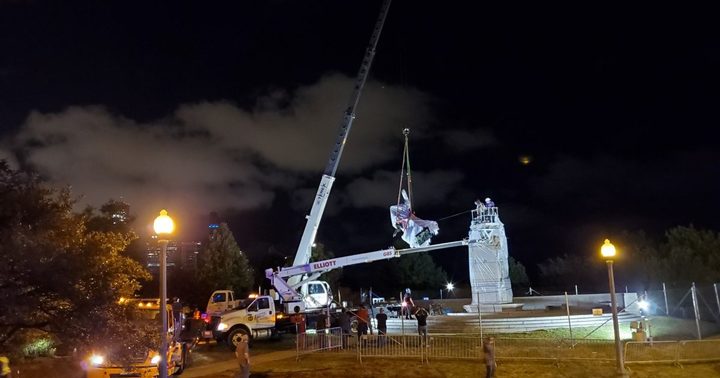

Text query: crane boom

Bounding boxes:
[267,239,474,303]
[290,0,393,280]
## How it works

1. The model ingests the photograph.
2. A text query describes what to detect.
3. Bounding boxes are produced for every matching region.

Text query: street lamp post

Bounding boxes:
[154,210,174,378]
[446,282,454,298]
[601,239,627,377]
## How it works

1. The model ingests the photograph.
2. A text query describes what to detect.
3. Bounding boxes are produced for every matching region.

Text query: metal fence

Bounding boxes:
[625,339,720,364]
[295,327,343,360]
[297,332,720,366]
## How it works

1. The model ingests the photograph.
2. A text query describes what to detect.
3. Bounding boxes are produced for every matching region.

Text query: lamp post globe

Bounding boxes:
[154,209,174,378]
[601,239,627,377]
[154,209,175,235]
[601,239,616,259]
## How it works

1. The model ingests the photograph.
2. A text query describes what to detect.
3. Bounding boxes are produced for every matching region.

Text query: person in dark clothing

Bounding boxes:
[375,307,388,345]
[339,308,351,348]
[483,336,496,378]
[414,306,429,346]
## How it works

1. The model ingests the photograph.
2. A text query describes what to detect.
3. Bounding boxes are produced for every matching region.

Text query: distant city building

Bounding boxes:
[179,241,201,271]
[146,238,178,271]
[146,238,203,273]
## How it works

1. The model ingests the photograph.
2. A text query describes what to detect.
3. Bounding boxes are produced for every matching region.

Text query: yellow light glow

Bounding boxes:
[153,209,174,235]
[248,294,258,299]
[601,239,616,258]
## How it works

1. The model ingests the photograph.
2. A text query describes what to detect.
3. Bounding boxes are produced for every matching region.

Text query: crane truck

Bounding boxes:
[212,239,473,348]
[209,0,391,333]
[209,0,473,347]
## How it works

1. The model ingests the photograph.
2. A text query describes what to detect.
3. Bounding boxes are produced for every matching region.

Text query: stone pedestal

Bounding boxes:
[464,205,513,312]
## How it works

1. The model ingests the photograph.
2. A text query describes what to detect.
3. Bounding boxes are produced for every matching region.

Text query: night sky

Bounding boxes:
[2,1,719,286]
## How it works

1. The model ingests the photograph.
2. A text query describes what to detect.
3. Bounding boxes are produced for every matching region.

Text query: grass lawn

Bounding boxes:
[193,353,720,377]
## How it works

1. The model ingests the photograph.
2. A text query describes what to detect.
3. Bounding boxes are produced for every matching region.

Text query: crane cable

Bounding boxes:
[396,128,414,210]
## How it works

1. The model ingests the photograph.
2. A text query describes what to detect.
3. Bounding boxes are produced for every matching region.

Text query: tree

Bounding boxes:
[537,252,605,291]
[0,162,153,359]
[394,253,448,290]
[655,225,720,285]
[508,256,529,288]
[310,243,342,291]
[196,223,254,303]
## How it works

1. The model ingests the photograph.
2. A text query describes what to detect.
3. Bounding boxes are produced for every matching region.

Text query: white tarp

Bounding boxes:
[465,202,513,310]
[389,190,439,248]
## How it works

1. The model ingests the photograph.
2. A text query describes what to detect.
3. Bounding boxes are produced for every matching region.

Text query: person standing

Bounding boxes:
[339,308,351,349]
[290,306,306,349]
[403,290,415,319]
[483,336,496,378]
[414,306,429,346]
[375,307,388,345]
[356,305,370,343]
[234,333,250,378]
[316,312,327,348]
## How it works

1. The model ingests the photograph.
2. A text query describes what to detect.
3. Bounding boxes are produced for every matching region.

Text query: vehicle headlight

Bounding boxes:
[90,354,105,366]
[217,322,228,331]
[151,354,161,364]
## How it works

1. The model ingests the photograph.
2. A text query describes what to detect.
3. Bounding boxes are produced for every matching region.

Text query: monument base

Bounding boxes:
[463,303,524,313]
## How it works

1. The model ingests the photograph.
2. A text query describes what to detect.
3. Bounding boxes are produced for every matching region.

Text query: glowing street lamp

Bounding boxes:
[441,282,455,301]
[601,239,627,377]
[154,210,174,378]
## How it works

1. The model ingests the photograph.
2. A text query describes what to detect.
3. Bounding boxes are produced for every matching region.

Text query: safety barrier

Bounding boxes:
[357,334,426,363]
[299,332,720,366]
[295,327,343,360]
[357,335,616,364]
[625,339,720,365]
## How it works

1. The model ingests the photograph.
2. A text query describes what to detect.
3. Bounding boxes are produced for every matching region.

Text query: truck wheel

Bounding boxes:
[227,327,251,349]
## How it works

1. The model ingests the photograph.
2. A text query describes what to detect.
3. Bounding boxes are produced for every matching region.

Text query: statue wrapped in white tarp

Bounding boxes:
[390,190,439,248]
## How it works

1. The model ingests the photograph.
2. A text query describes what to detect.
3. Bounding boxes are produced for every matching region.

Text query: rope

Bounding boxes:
[396,138,406,207]
[404,128,413,209]
[437,209,472,222]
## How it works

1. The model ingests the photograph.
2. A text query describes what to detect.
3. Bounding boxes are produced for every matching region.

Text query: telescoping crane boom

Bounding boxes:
[267,239,473,304]
[289,0,392,287]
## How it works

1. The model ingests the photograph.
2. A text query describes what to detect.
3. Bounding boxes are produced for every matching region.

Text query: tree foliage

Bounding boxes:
[537,225,720,291]
[618,226,720,287]
[196,223,254,299]
[0,162,153,359]
[394,253,448,290]
[310,243,342,290]
[508,256,529,288]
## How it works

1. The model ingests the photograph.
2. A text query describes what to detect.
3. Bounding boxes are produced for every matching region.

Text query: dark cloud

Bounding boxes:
[0,75,442,232]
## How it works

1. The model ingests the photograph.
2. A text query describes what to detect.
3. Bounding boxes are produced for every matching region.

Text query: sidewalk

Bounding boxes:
[183,349,297,378]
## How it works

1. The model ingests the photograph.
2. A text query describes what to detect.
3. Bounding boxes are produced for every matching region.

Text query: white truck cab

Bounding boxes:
[213,295,290,348]
[207,281,332,317]
[206,290,240,316]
